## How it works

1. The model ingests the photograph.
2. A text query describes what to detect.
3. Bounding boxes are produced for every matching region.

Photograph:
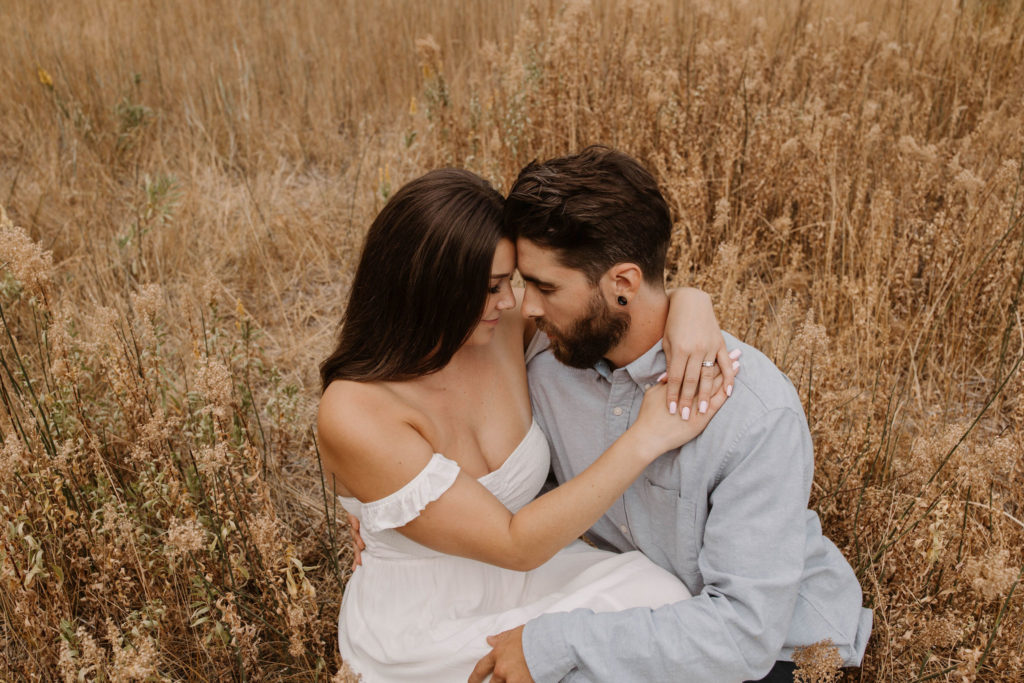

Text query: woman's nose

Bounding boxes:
[497,288,515,310]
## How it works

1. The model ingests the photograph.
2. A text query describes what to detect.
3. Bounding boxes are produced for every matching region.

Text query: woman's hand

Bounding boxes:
[630,373,729,456]
[663,288,740,419]
[348,513,365,569]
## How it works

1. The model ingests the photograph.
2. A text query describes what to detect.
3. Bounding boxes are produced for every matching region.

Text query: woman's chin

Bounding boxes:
[467,323,499,345]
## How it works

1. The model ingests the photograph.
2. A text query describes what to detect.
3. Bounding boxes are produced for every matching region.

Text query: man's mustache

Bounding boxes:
[534,317,556,336]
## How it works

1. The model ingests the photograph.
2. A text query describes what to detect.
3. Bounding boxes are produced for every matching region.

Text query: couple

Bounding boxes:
[317,147,872,682]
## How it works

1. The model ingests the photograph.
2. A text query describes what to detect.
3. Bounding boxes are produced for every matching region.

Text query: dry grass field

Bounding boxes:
[1,0,1022,680]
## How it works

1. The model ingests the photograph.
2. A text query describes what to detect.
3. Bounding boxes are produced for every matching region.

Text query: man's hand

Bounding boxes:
[469,625,534,683]
[347,513,365,569]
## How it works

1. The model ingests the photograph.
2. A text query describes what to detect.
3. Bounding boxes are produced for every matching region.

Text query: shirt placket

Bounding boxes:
[605,369,640,548]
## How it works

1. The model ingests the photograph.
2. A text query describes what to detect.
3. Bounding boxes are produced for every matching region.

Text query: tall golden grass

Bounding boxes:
[1,0,1021,679]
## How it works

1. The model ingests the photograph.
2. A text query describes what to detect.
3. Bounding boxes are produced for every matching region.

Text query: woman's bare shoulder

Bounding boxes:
[320,379,391,417]
[317,380,435,499]
[317,381,422,456]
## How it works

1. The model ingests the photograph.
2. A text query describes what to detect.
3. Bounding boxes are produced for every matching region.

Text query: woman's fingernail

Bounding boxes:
[657,372,667,382]
[732,361,740,371]
[699,400,708,414]
[669,401,677,415]
[726,384,733,397]
[681,406,690,420]
[729,348,742,359]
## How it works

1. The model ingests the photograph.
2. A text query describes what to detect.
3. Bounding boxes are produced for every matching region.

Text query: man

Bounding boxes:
[470,147,872,682]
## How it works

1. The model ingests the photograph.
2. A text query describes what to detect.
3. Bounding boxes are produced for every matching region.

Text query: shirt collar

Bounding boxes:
[593,340,666,387]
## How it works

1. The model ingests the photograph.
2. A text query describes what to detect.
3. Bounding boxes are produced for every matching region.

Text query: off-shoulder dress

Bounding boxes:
[336,419,690,682]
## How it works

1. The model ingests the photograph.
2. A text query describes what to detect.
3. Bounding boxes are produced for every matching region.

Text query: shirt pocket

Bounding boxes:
[634,477,702,593]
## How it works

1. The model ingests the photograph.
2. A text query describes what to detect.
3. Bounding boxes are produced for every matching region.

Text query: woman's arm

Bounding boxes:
[318,379,727,572]
[663,287,739,419]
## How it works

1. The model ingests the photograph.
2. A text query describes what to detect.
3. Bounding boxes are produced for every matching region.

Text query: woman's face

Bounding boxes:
[466,239,516,345]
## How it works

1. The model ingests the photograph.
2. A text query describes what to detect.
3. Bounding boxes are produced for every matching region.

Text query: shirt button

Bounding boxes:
[643,383,652,389]
[612,407,624,416]
[619,524,629,535]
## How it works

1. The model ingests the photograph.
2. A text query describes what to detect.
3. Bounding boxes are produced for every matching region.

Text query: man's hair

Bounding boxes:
[503,146,672,285]
[320,168,509,390]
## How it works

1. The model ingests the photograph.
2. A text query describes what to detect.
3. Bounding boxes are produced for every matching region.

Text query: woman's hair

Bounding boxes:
[320,168,507,390]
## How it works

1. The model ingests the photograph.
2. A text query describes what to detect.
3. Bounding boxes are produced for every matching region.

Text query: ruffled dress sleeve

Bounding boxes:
[359,453,461,533]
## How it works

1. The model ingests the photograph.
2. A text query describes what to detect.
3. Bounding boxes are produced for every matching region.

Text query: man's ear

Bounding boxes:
[600,263,643,306]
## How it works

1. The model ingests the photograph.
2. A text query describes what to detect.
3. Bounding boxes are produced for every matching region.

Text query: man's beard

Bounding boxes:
[536,291,630,369]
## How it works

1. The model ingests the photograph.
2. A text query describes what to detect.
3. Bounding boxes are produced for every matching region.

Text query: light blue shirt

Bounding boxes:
[522,331,872,682]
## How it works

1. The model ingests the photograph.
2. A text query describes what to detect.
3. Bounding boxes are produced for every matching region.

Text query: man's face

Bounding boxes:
[516,238,629,368]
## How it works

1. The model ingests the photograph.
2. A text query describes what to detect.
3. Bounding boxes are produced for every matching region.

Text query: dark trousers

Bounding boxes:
[745,660,797,683]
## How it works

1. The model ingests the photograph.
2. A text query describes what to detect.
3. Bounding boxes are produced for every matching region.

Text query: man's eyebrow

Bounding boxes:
[520,273,554,288]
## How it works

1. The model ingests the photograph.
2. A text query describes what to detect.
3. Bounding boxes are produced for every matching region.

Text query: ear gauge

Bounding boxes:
[617,295,628,306]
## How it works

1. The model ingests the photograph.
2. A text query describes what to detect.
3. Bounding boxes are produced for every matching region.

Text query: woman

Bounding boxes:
[317,169,732,681]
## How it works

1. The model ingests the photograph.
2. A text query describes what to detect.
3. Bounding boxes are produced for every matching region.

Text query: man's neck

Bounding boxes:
[604,286,668,368]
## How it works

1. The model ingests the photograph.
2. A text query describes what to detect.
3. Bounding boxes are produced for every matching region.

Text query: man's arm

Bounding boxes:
[519,407,813,682]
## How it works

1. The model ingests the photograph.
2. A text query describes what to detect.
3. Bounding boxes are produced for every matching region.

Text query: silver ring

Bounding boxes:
[700,360,716,368]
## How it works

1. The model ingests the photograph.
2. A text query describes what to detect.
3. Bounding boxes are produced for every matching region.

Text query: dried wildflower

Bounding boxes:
[58,636,78,683]
[138,406,178,450]
[194,359,235,419]
[98,501,137,555]
[108,619,158,683]
[249,512,287,563]
[166,517,207,560]
[332,659,362,683]
[130,283,164,349]
[954,168,984,195]
[793,310,829,361]
[712,196,731,232]
[904,422,970,488]
[199,275,222,310]
[964,548,1018,601]
[287,603,310,658]
[916,615,961,650]
[415,35,442,79]
[956,646,983,682]
[131,283,163,320]
[0,206,53,295]
[46,303,78,383]
[771,215,793,237]
[194,441,232,476]
[793,639,843,683]
[993,159,1020,189]
[53,439,75,471]
[217,593,259,669]
[60,626,104,682]
[0,436,29,487]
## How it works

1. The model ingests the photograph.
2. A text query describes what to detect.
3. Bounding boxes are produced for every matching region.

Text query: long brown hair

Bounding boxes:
[320,169,507,390]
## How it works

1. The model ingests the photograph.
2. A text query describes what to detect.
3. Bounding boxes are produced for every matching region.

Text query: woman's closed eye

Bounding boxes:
[488,276,512,294]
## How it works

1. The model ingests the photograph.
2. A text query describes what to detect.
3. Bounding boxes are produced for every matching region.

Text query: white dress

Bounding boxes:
[336,420,690,682]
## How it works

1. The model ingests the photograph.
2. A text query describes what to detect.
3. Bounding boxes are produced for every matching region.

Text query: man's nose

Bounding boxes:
[521,288,543,319]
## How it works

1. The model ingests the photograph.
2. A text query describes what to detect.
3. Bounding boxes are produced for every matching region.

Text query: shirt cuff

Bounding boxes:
[522,612,579,682]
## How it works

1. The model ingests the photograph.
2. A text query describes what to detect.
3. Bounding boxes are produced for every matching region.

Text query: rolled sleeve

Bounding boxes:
[522,613,578,682]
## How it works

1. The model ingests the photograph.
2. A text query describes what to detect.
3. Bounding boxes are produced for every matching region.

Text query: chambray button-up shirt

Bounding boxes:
[522,332,872,682]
